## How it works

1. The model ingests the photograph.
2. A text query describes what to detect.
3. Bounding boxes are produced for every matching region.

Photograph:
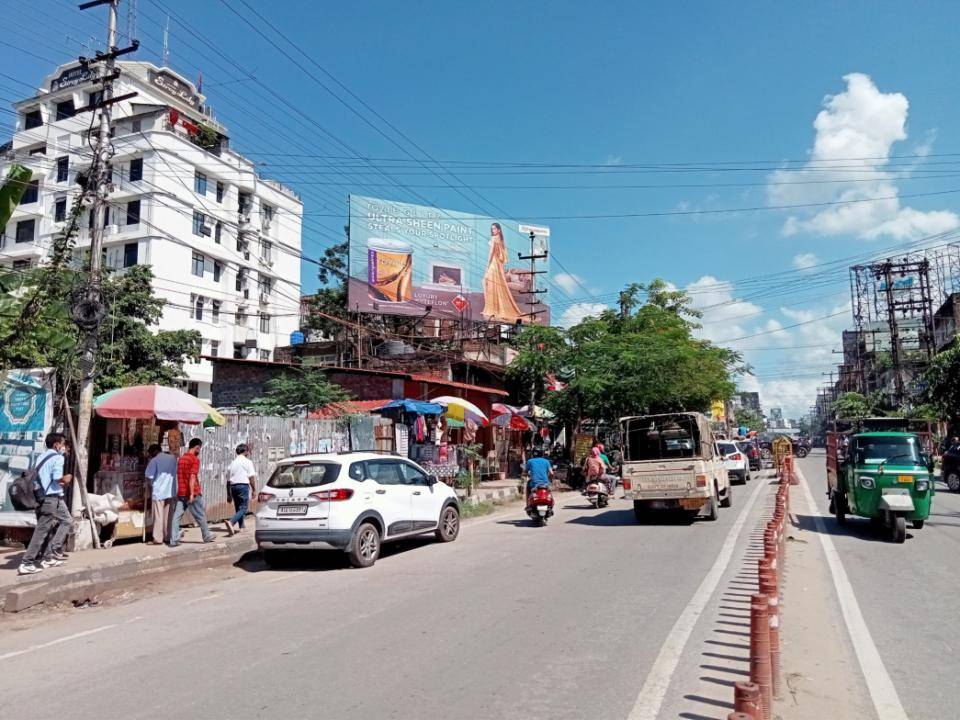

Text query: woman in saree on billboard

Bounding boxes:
[481,222,523,323]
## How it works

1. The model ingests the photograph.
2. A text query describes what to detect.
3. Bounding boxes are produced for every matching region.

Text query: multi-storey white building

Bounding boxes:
[0,61,303,400]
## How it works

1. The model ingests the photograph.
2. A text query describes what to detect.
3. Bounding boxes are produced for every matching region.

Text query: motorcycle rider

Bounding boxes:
[582,447,605,493]
[596,443,618,496]
[524,447,555,497]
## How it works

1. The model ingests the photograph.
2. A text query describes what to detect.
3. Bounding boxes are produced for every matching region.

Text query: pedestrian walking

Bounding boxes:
[169,438,215,546]
[224,443,256,536]
[18,433,75,575]
[144,444,177,545]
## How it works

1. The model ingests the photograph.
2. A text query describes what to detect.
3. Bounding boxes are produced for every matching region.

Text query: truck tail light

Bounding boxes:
[696,474,708,487]
[257,491,275,503]
[729,453,742,461]
[622,478,631,490]
[309,488,354,502]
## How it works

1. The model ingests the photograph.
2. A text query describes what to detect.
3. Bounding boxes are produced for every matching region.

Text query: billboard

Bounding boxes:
[348,195,550,324]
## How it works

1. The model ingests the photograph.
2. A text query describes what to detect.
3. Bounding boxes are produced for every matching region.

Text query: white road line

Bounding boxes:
[185,592,222,605]
[0,624,117,662]
[796,465,909,720]
[628,476,768,720]
[266,571,306,583]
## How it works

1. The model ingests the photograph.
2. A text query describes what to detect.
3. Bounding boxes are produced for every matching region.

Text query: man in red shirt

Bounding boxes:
[168,438,215,547]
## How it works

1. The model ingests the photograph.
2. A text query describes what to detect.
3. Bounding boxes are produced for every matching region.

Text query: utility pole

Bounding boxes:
[72,0,138,494]
[517,229,548,410]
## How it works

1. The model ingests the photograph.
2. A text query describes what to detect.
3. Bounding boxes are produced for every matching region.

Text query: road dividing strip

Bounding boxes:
[0,624,117,662]
[795,465,909,720]
[628,475,768,720]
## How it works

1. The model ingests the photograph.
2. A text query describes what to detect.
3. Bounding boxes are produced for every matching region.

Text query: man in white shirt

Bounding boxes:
[224,444,256,536]
[145,444,178,545]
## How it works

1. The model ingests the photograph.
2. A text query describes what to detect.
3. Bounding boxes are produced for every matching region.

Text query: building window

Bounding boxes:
[123,242,138,268]
[194,171,207,195]
[131,118,141,133]
[259,313,271,334]
[212,300,221,324]
[87,90,104,108]
[214,221,222,244]
[56,156,69,182]
[260,350,271,361]
[129,157,143,182]
[13,259,32,271]
[263,204,274,222]
[260,276,272,295]
[126,199,140,225]
[213,261,222,282]
[186,381,199,397]
[235,268,245,292]
[55,100,75,121]
[194,296,204,321]
[15,219,35,244]
[261,239,272,263]
[19,180,39,205]
[192,211,206,236]
[29,146,46,156]
[191,252,204,277]
[216,181,224,203]
[210,340,220,357]
[236,308,247,327]
[24,108,42,129]
[54,197,67,223]
[233,343,244,359]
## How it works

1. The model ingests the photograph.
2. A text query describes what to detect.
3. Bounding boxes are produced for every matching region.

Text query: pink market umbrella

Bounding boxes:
[94,385,210,424]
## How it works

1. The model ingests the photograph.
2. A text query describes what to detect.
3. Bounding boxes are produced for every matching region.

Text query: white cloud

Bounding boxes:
[554,272,584,294]
[688,275,771,349]
[792,252,818,269]
[559,302,608,328]
[769,73,959,240]
[605,155,623,166]
[756,378,824,419]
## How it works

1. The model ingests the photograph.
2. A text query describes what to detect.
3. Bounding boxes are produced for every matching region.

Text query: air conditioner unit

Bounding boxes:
[200,224,212,237]
[262,218,272,231]
[238,213,250,224]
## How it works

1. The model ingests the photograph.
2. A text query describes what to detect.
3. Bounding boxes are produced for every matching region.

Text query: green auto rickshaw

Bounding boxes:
[829,431,934,543]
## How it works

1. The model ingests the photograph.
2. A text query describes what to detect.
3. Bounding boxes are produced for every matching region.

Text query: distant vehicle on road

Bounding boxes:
[619,412,730,522]
[718,440,751,483]
[255,452,460,568]
[939,447,960,492]
[737,440,762,472]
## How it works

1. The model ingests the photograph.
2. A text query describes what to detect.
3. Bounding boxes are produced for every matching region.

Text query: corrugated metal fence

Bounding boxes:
[180,414,372,522]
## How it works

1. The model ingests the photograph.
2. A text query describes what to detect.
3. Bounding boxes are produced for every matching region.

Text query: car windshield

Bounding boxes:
[623,415,701,460]
[267,462,341,488]
[719,442,737,455]
[856,437,922,465]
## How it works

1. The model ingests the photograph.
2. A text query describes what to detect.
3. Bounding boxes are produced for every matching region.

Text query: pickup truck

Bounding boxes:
[619,412,731,522]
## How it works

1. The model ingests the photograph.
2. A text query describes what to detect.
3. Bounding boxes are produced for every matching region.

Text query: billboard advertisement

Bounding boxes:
[348,195,550,324]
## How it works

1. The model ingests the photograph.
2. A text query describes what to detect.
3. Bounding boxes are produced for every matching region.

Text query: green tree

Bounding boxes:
[923,344,960,421]
[302,240,349,341]
[832,391,875,419]
[247,367,351,415]
[734,407,766,432]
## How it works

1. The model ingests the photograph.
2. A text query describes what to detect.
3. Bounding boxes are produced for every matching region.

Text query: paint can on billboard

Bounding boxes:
[367,238,413,302]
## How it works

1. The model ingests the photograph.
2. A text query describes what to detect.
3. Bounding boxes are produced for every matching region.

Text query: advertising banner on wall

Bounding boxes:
[348,195,550,325]
[0,369,56,524]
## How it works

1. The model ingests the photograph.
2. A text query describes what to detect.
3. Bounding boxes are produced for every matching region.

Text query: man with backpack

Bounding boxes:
[18,433,74,575]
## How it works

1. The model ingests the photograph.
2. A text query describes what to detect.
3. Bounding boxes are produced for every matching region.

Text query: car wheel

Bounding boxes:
[795,447,809,459]
[633,501,646,523]
[705,486,720,521]
[720,484,732,508]
[834,492,847,525]
[947,471,960,492]
[891,515,907,543]
[435,505,460,543]
[912,519,925,530]
[347,522,381,568]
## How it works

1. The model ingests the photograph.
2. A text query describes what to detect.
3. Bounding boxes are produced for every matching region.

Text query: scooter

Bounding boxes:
[526,486,555,526]
[584,478,609,508]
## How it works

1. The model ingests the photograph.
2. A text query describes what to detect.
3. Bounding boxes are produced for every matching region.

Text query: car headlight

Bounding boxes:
[859,476,876,489]
[915,479,929,493]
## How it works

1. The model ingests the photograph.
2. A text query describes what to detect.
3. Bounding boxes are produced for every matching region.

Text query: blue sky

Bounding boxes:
[4,0,960,417]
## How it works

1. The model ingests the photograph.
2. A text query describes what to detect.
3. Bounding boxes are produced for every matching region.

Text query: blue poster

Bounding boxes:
[0,369,56,517]
[0,373,49,432]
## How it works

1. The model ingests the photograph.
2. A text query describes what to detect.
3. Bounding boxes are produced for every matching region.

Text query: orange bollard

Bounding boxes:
[750,594,773,720]
[734,681,762,719]
[759,561,781,699]
[729,713,757,720]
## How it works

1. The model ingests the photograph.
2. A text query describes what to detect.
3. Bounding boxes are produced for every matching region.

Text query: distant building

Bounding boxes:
[738,392,762,415]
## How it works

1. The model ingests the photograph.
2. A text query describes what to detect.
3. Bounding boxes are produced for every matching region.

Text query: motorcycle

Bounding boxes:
[526,486,555,526]
[584,477,609,508]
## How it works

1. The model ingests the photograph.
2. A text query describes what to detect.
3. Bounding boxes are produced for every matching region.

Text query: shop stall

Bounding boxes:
[91,385,223,545]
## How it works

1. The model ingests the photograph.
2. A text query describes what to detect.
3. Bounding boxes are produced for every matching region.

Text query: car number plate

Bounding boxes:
[897,475,913,483]
[679,498,705,509]
[536,505,548,513]
[277,503,308,515]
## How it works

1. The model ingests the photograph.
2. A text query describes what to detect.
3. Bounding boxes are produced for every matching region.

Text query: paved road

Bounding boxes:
[798,452,960,720]
[0,475,776,720]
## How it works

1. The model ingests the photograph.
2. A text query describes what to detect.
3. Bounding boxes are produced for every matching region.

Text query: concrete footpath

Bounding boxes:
[1,525,254,613]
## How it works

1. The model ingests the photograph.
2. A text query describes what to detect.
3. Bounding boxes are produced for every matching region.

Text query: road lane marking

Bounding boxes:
[796,465,908,720]
[185,592,222,605]
[0,624,117,662]
[266,571,306,583]
[628,475,767,720]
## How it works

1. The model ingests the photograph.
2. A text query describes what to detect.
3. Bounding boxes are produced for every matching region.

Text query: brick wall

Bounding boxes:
[325,371,398,401]
[211,360,289,407]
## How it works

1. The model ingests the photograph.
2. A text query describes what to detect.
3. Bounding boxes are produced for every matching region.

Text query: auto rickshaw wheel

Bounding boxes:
[947,471,960,493]
[892,515,907,543]
[833,492,847,525]
[912,519,924,530]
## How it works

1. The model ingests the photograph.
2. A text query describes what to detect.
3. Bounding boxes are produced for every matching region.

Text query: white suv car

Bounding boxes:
[717,440,750,484]
[255,452,461,568]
